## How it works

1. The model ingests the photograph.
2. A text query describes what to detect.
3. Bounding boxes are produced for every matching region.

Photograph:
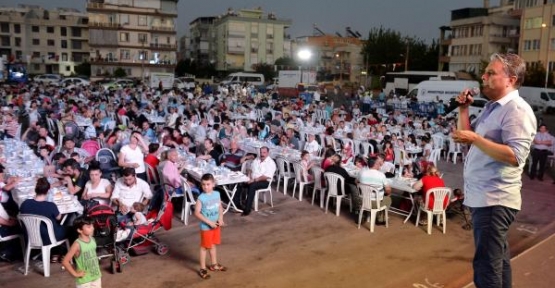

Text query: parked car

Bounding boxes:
[59,77,90,87]
[33,74,62,85]
[101,78,135,90]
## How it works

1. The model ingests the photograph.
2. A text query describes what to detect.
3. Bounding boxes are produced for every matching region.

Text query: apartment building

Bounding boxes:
[86,0,178,79]
[0,5,89,76]
[188,17,216,66]
[178,35,189,61]
[213,8,292,71]
[517,0,555,74]
[296,35,364,84]
[439,0,519,73]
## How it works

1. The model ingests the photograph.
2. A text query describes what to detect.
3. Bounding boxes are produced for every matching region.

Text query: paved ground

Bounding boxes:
[1,154,554,288]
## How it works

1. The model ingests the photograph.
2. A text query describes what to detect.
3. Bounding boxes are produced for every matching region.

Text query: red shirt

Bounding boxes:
[420,175,448,210]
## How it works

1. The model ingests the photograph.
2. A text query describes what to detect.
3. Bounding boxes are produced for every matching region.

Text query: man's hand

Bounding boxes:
[455,89,475,109]
[452,130,479,145]
[120,204,129,214]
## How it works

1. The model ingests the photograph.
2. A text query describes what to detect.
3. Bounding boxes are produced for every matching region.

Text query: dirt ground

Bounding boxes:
[1,136,555,287]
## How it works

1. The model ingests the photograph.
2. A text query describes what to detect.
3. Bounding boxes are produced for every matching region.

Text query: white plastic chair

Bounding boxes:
[360,142,374,156]
[254,179,273,212]
[428,148,442,167]
[0,230,25,261]
[292,162,314,202]
[180,177,196,225]
[324,172,350,216]
[415,187,452,234]
[446,138,463,164]
[145,163,160,186]
[311,166,327,208]
[18,214,71,277]
[357,184,389,232]
[276,158,295,196]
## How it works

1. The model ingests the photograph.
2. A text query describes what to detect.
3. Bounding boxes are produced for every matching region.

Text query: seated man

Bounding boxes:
[111,168,153,222]
[240,147,276,216]
[61,137,94,163]
[219,139,250,171]
[357,155,392,224]
[59,158,89,199]
[162,149,185,194]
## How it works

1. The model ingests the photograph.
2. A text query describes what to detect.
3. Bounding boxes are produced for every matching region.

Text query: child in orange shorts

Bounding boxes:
[194,173,226,279]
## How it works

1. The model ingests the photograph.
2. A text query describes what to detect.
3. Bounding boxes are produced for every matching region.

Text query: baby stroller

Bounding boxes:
[95,148,121,181]
[111,185,174,273]
[85,204,123,262]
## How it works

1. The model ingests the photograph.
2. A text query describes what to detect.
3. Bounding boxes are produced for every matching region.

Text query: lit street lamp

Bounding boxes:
[543,23,550,88]
[297,49,312,83]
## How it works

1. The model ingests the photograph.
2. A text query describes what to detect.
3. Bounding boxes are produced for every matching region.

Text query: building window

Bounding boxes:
[0,36,9,46]
[533,39,541,50]
[14,24,20,34]
[138,16,147,26]
[47,39,55,46]
[120,32,129,42]
[62,53,68,61]
[71,27,82,37]
[73,53,84,62]
[66,66,71,72]
[61,40,68,49]
[524,17,543,29]
[138,33,148,43]
[72,40,82,50]
[32,26,39,32]
[32,52,40,58]
[15,50,22,60]
[120,14,129,25]
[32,39,40,45]
[33,64,40,70]
[15,37,21,47]
[47,26,54,33]
[61,27,67,36]
[0,22,9,33]
[120,49,130,60]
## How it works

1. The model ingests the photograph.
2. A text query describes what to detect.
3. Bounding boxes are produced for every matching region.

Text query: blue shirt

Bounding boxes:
[198,191,221,231]
[463,90,536,210]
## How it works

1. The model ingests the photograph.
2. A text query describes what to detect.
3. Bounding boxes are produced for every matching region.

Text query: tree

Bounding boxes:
[362,26,405,75]
[407,38,439,71]
[252,63,276,82]
[274,57,297,70]
[524,63,554,88]
[74,61,91,77]
[113,67,127,78]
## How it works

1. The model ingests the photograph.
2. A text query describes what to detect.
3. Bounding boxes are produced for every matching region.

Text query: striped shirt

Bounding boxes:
[220,148,245,171]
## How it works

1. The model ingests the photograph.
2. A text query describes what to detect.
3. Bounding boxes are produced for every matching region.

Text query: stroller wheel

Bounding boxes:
[156,243,169,255]
[111,260,117,274]
[119,253,130,266]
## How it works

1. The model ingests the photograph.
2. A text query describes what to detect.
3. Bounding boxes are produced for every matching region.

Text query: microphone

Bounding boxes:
[457,87,480,106]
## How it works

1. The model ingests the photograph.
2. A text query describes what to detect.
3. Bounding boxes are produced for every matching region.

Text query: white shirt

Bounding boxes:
[358,168,389,199]
[111,177,152,210]
[251,156,276,180]
[84,179,112,205]
[120,145,146,174]
[0,202,9,220]
[305,140,320,154]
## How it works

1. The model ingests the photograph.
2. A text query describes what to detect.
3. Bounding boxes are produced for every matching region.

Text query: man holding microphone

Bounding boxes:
[452,53,536,288]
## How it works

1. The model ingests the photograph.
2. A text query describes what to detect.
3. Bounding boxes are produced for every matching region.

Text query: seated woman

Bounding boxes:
[321,148,336,171]
[339,143,354,165]
[412,164,448,217]
[19,177,66,262]
[82,165,113,205]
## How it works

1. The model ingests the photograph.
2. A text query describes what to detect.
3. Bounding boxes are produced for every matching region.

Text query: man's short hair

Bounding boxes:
[367,155,379,168]
[73,216,93,232]
[122,167,136,177]
[62,158,81,170]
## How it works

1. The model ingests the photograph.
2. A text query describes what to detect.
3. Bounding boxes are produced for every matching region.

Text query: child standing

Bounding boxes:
[194,173,226,280]
[62,217,102,288]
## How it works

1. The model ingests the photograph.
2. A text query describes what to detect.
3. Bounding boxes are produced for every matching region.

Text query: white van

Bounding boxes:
[407,80,480,103]
[518,86,555,113]
[446,97,488,122]
[221,72,265,86]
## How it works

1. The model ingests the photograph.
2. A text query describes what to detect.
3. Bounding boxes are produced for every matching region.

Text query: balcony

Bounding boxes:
[149,43,177,50]
[440,38,452,46]
[489,34,511,44]
[508,29,519,38]
[509,8,522,18]
[90,57,176,67]
[151,26,175,32]
[439,55,450,63]
[89,22,121,29]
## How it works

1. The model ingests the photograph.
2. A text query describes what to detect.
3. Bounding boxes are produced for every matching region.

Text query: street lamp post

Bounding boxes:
[297,49,312,83]
[543,23,550,88]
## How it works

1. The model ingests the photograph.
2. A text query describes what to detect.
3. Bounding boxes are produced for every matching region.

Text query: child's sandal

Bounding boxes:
[198,268,211,279]
[209,263,227,272]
